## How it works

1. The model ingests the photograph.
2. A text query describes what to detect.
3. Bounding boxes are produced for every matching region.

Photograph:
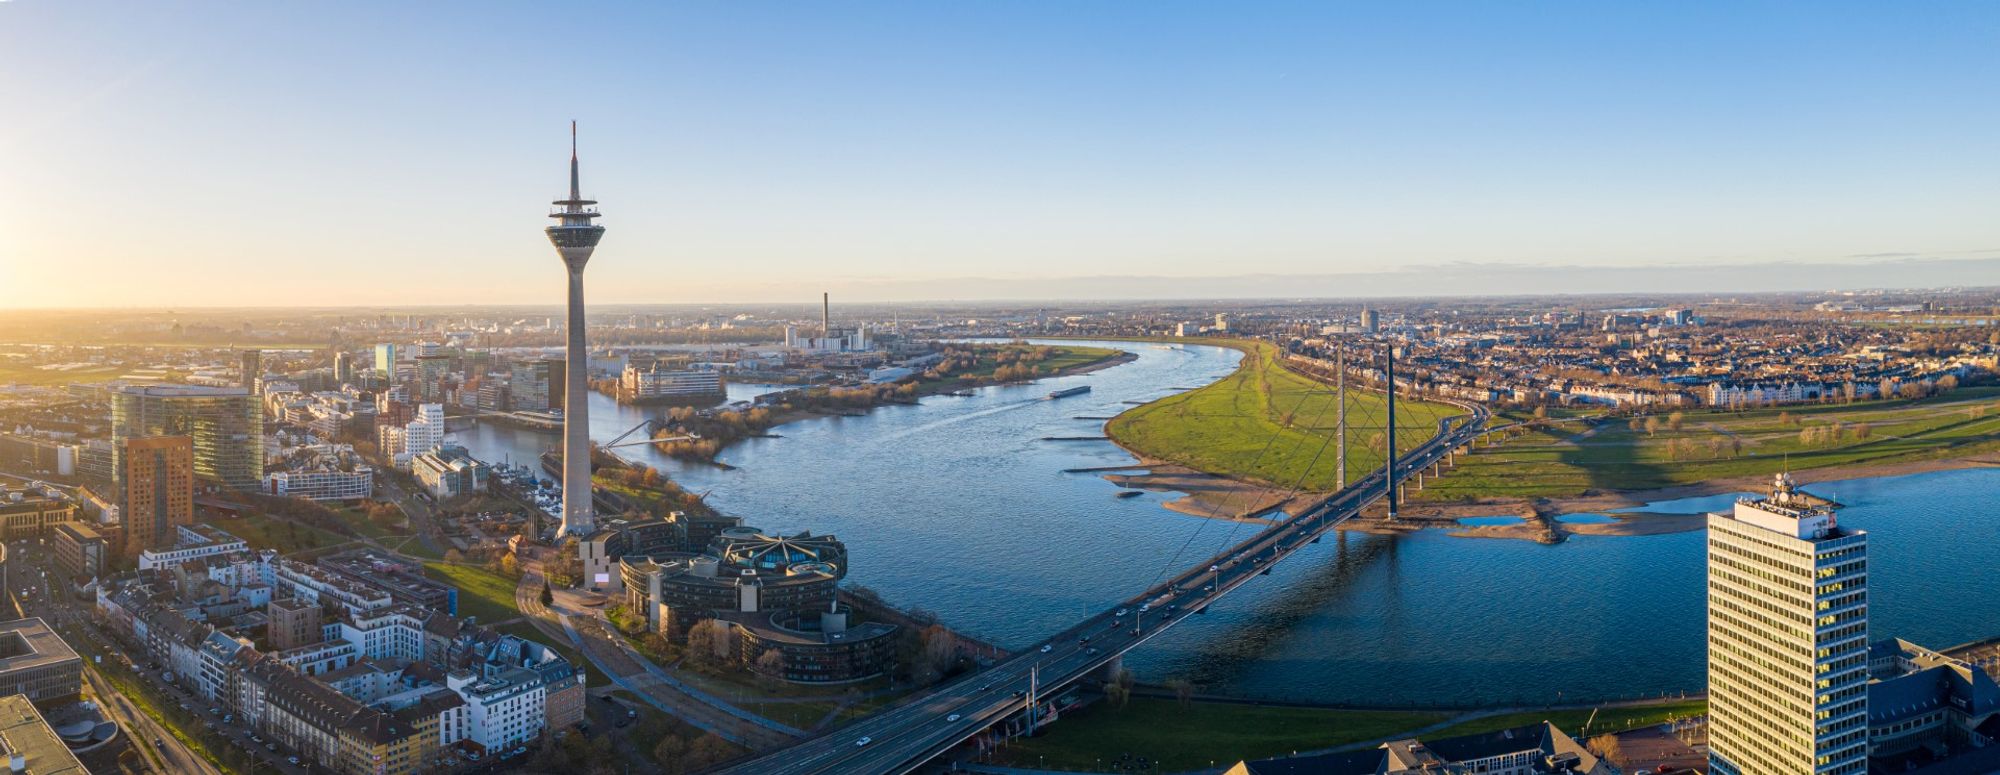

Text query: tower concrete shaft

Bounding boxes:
[546,122,606,538]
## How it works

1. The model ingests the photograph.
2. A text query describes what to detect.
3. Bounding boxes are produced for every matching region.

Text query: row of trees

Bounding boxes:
[651,406,778,461]
[924,343,1066,385]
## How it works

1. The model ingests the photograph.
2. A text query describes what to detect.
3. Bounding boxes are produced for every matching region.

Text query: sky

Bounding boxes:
[4,2,2000,308]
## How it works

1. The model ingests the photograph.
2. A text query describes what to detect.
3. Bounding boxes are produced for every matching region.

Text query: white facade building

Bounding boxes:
[138,525,251,570]
[1708,473,1870,775]
[448,668,546,752]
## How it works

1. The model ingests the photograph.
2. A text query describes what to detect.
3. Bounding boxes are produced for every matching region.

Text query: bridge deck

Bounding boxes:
[714,404,1488,775]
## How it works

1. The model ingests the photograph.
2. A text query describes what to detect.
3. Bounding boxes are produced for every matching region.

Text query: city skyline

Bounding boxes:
[7,2,2000,307]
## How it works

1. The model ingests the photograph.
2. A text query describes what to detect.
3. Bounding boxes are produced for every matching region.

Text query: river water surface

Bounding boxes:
[454,339,2000,706]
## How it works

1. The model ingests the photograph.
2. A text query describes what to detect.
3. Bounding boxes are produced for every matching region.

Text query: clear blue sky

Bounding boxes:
[4,2,1999,306]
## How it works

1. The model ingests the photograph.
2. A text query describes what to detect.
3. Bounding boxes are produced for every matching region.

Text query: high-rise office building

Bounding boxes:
[122,436,194,558]
[332,351,355,385]
[1707,473,1870,775]
[1359,308,1380,333]
[111,385,264,490]
[509,358,564,412]
[241,349,262,391]
[374,343,398,378]
[545,122,605,538]
[415,355,451,402]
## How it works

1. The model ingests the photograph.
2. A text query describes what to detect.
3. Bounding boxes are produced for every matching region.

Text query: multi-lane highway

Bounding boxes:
[715,402,1488,774]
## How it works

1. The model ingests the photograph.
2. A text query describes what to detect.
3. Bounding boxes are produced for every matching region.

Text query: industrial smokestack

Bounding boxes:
[823,292,831,338]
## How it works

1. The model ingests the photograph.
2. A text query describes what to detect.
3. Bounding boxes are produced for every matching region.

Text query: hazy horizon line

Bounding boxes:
[7,255,1998,312]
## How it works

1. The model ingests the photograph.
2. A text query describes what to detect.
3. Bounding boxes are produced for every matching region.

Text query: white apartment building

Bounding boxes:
[263,467,374,501]
[332,606,428,663]
[379,403,444,470]
[275,559,394,614]
[448,668,546,752]
[138,525,251,570]
[1708,473,1870,775]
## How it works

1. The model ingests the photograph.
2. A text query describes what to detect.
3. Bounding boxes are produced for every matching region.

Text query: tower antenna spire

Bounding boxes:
[568,121,582,202]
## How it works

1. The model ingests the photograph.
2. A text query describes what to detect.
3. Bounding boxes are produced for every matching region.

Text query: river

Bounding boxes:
[452,339,2000,706]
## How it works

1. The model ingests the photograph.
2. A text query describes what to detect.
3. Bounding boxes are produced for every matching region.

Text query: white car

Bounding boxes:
[855,736,873,747]
[946,713,962,722]
[1039,644,1053,653]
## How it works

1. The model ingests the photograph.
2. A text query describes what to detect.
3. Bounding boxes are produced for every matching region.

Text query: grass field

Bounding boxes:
[1107,339,1462,491]
[1421,388,2000,501]
[218,512,347,554]
[1426,700,1708,740]
[995,697,1447,771]
[425,561,523,624]
[0,361,126,386]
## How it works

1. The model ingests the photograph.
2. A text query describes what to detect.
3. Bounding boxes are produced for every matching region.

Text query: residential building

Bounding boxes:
[111,385,264,490]
[1707,473,1869,775]
[0,618,82,707]
[138,524,250,571]
[263,466,374,501]
[121,435,194,558]
[377,403,444,470]
[448,667,545,752]
[317,550,457,616]
[268,597,323,651]
[275,559,394,614]
[263,443,374,501]
[331,606,428,663]
[50,522,106,580]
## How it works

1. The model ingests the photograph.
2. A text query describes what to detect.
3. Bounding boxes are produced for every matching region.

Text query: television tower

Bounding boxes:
[547,122,605,538]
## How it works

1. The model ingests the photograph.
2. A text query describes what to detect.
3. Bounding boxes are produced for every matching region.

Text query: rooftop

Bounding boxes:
[0,619,80,675]
[0,695,87,775]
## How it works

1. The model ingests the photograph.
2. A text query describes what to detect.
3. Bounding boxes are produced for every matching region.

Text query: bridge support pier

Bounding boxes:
[1095,655,1124,684]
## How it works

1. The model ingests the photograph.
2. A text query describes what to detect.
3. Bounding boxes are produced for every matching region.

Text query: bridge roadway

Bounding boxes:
[715,402,1489,775]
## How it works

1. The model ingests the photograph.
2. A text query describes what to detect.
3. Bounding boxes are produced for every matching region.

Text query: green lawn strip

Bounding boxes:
[214,512,346,553]
[665,664,893,729]
[338,505,413,544]
[390,533,446,561]
[1420,392,2000,501]
[424,561,523,624]
[1425,700,1708,741]
[997,697,1446,772]
[1107,339,1460,491]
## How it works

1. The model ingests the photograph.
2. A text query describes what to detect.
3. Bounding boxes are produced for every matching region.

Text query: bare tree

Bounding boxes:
[1586,734,1623,766]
